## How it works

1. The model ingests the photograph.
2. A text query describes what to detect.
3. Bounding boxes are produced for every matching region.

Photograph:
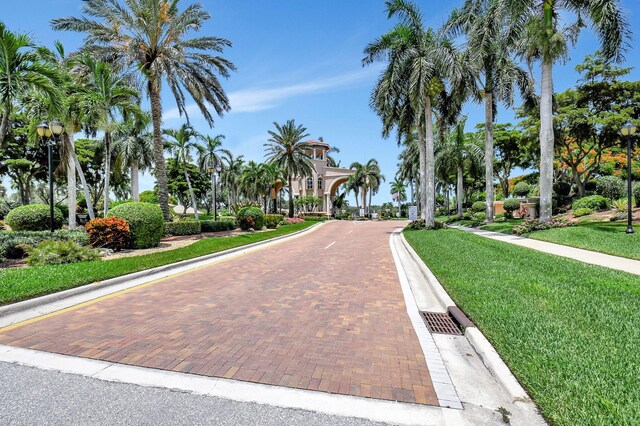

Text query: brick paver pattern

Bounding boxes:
[0,221,437,405]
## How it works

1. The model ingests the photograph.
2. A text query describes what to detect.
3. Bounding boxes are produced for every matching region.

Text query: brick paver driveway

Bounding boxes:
[0,221,437,405]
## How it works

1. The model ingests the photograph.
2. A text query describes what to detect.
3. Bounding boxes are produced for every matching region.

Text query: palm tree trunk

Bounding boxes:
[484,91,495,223]
[539,59,554,222]
[65,133,77,229]
[287,175,294,218]
[66,133,95,220]
[0,105,10,145]
[148,78,170,221]
[184,169,199,221]
[131,159,140,202]
[417,123,427,219]
[368,187,372,217]
[424,96,436,227]
[103,132,111,216]
[457,166,464,219]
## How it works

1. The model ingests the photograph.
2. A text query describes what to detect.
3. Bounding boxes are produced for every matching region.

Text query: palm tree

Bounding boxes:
[0,22,63,145]
[349,162,365,210]
[113,112,154,202]
[390,180,407,217]
[75,55,140,215]
[264,120,313,218]
[221,151,244,210]
[262,162,285,213]
[164,124,203,220]
[445,0,534,223]
[239,161,266,203]
[53,1,237,221]
[436,118,484,218]
[507,0,629,222]
[363,159,385,216]
[198,134,229,214]
[363,0,461,227]
[326,146,342,167]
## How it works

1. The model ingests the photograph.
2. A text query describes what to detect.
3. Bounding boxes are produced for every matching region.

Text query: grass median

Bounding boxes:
[404,228,640,426]
[0,221,316,306]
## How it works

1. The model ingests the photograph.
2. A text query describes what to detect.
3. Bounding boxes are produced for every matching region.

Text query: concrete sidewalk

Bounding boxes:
[450,225,640,276]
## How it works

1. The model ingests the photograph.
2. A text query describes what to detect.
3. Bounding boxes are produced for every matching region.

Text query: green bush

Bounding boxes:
[236,207,264,231]
[503,199,521,218]
[572,195,609,212]
[474,212,486,221]
[218,215,236,222]
[573,207,594,217]
[471,201,486,213]
[201,220,236,232]
[596,175,625,200]
[5,204,63,231]
[553,181,572,196]
[264,214,283,229]
[22,240,100,266]
[138,190,158,204]
[0,229,88,260]
[462,211,473,220]
[513,182,530,197]
[107,202,164,249]
[163,220,202,237]
[633,182,640,207]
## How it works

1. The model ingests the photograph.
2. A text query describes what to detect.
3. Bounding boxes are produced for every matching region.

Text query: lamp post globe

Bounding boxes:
[621,119,637,234]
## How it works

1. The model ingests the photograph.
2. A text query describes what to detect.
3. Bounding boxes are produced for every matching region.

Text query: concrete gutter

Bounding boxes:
[399,232,532,403]
[0,222,324,319]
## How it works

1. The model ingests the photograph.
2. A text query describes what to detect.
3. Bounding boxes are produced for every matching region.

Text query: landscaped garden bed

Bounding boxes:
[404,228,640,425]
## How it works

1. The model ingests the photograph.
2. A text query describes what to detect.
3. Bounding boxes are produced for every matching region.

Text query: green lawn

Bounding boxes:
[531,222,640,260]
[478,219,522,234]
[404,228,640,426]
[0,221,315,306]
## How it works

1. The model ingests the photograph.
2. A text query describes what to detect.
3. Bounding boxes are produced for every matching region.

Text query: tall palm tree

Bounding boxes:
[436,118,484,218]
[508,0,629,222]
[262,162,285,213]
[445,0,534,223]
[264,120,313,218]
[239,161,266,203]
[0,22,63,145]
[349,162,365,210]
[113,112,153,202]
[53,0,237,221]
[363,159,385,216]
[221,151,244,210]
[164,124,203,220]
[198,134,229,214]
[390,180,407,217]
[363,0,461,227]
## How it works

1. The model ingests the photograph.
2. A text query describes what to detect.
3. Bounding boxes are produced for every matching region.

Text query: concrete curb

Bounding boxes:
[0,222,323,318]
[399,231,532,403]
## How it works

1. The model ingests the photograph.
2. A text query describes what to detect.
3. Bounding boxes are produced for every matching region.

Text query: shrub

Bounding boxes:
[513,182,530,198]
[85,217,130,250]
[201,220,236,232]
[0,220,4,229]
[553,181,572,196]
[21,239,100,266]
[5,204,63,231]
[596,175,625,201]
[408,219,443,230]
[573,207,594,217]
[264,214,283,229]
[474,212,486,221]
[572,195,609,212]
[107,202,164,249]
[138,190,159,204]
[236,207,264,231]
[633,182,640,207]
[218,215,236,222]
[281,217,304,225]
[512,218,574,236]
[163,220,202,237]
[503,199,521,218]
[610,212,627,222]
[0,229,88,260]
[462,211,473,220]
[471,201,486,213]
[611,198,628,212]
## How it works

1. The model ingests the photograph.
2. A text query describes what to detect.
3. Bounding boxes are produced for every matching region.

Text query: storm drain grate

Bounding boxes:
[420,311,462,335]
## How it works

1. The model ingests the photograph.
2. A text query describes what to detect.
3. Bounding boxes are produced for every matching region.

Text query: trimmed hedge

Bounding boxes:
[634,182,640,207]
[107,202,164,249]
[471,201,486,213]
[0,229,88,260]
[573,207,594,217]
[201,220,236,232]
[218,216,236,222]
[572,195,609,212]
[596,175,625,200]
[237,207,264,231]
[264,214,283,229]
[513,182,530,197]
[164,220,202,237]
[5,204,63,231]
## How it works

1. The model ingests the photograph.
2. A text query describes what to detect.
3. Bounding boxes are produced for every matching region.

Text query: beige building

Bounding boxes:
[290,140,354,215]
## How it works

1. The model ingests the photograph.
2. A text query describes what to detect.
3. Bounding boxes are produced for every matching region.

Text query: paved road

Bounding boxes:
[0,221,437,405]
[0,362,384,426]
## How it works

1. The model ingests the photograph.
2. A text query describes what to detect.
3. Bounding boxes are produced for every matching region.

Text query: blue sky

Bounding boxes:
[3,0,640,205]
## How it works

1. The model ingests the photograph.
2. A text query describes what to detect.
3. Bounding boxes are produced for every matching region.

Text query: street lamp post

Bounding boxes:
[621,119,637,234]
[208,164,222,221]
[37,121,54,232]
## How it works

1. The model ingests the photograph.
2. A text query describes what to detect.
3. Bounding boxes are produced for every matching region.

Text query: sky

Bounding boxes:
[3,0,640,205]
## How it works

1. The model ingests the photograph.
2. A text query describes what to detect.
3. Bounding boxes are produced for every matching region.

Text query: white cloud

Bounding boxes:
[162,66,382,121]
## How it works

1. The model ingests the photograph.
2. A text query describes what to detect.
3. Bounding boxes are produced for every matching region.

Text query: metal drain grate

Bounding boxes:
[421,311,462,335]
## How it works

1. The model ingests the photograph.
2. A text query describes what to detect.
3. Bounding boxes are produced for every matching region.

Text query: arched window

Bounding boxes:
[306,177,313,190]
[317,176,323,190]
